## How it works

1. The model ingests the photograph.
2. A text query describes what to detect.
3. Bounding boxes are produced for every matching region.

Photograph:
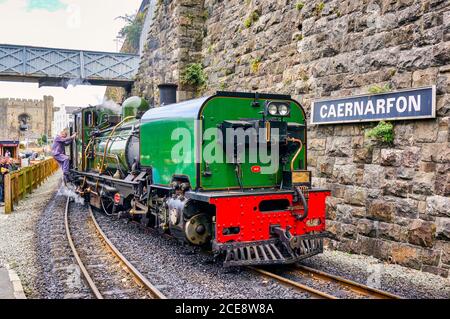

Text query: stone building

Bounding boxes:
[0,96,54,145]
[133,0,450,277]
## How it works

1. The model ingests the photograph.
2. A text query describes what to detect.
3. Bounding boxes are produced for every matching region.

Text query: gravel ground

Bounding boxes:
[67,200,153,299]
[301,250,450,299]
[94,212,310,299]
[0,172,62,297]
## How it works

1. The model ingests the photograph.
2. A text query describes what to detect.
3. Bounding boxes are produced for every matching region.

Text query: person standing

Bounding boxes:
[0,157,9,206]
[52,130,77,183]
[5,150,11,158]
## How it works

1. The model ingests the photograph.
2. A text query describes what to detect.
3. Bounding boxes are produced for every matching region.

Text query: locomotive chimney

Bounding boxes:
[158,84,178,106]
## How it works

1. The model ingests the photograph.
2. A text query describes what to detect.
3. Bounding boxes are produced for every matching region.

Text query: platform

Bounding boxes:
[0,267,26,299]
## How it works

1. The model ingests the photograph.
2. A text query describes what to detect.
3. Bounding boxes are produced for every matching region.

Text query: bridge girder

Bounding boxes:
[0,44,140,88]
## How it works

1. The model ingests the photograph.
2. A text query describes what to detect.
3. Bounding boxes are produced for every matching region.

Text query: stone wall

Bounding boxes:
[134,0,450,277]
[133,0,206,103]
[0,96,54,143]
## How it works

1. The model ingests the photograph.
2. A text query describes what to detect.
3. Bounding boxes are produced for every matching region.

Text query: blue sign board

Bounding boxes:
[311,86,436,125]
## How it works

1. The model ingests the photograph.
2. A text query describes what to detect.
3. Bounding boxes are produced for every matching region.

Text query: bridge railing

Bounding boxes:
[3,158,59,214]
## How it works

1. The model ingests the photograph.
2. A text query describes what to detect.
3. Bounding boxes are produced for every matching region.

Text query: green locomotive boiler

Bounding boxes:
[69,89,330,266]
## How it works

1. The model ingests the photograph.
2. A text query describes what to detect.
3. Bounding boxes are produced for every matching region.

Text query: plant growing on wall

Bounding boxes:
[315,2,325,16]
[366,121,395,144]
[296,2,304,11]
[250,58,262,73]
[117,12,146,52]
[181,63,207,87]
[244,10,260,28]
[368,83,392,94]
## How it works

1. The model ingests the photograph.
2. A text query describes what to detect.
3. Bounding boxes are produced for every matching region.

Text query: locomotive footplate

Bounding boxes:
[213,232,327,267]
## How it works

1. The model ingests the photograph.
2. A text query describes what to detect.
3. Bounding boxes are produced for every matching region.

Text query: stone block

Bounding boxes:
[333,164,364,185]
[363,164,384,188]
[414,120,439,143]
[382,180,410,198]
[426,195,450,217]
[394,197,419,219]
[317,156,334,177]
[396,167,415,180]
[326,136,353,157]
[435,217,450,240]
[421,265,449,278]
[390,243,422,270]
[357,219,377,237]
[435,240,450,265]
[336,204,354,224]
[326,196,343,220]
[344,187,368,206]
[401,147,421,168]
[407,220,436,248]
[367,199,396,222]
[309,138,327,151]
[412,68,439,87]
[378,222,409,242]
[380,149,403,167]
[411,172,436,195]
[353,147,373,164]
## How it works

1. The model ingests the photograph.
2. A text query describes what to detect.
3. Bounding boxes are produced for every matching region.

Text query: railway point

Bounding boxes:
[0,0,449,312]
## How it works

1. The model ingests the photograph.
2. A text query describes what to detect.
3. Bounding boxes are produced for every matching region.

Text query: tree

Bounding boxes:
[116,12,146,52]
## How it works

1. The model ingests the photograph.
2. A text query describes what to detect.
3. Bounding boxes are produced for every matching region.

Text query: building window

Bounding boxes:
[18,113,31,131]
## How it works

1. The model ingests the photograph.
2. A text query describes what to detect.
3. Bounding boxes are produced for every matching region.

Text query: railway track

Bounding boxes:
[64,197,166,299]
[251,265,402,299]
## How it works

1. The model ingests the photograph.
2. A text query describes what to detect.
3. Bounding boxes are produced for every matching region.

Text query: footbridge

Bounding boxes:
[0,44,140,88]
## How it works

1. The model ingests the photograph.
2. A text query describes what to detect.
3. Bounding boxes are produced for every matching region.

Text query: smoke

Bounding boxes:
[96,98,122,114]
[58,185,85,205]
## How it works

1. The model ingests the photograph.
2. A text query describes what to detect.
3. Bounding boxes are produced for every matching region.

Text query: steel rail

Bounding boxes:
[249,267,337,299]
[64,197,104,299]
[88,205,167,299]
[295,265,402,299]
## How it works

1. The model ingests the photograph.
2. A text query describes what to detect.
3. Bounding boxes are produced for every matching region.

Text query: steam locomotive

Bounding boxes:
[68,87,330,266]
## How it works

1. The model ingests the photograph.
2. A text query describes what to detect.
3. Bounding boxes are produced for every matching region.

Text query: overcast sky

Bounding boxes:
[0,0,142,107]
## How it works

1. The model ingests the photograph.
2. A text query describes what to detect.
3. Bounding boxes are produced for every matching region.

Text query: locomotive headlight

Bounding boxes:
[266,102,291,117]
[268,104,279,116]
[278,104,290,116]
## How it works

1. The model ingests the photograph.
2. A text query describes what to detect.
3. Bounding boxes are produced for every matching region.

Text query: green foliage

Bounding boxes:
[181,63,207,87]
[368,83,392,94]
[37,134,48,147]
[296,2,304,11]
[366,121,394,144]
[315,1,325,16]
[250,58,262,73]
[219,81,228,90]
[117,12,145,51]
[294,33,303,41]
[244,10,260,28]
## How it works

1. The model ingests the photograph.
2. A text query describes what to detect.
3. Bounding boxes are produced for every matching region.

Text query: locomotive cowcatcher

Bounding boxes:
[68,89,330,267]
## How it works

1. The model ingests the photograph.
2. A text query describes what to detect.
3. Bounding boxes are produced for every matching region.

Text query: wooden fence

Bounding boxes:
[3,158,59,214]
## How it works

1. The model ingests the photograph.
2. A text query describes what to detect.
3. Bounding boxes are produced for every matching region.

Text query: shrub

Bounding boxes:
[250,58,262,73]
[366,121,394,144]
[180,63,207,87]
[244,10,260,28]
[296,2,304,11]
[315,2,325,16]
[368,83,392,94]
[117,12,146,51]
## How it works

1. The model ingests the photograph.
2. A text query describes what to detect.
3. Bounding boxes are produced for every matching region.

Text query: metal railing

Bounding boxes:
[0,44,140,88]
[3,158,59,214]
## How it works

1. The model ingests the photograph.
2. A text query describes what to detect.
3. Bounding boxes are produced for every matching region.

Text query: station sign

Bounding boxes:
[311,86,436,125]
